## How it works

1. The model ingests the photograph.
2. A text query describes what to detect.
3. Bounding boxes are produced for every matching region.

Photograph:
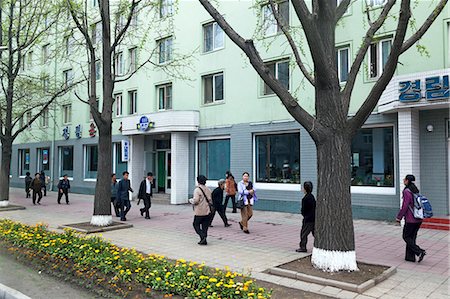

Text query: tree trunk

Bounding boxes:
[311,133,358,272]
[90,123,113,226]
[0,138,13,206]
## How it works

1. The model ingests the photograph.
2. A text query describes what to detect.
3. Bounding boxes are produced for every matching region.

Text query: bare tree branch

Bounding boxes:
[111,0,141,52]
[336,0,351,23]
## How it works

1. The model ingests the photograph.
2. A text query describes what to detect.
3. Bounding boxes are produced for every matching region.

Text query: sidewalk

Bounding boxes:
[1,188,449,299]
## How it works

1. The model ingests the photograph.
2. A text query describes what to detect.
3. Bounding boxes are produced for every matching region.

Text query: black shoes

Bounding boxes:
[145,216,150,219]
[140,209,144,216]
[239,222,243,230]
[120,217,127,221]
[296,248,307,253]
[243,230,250,234]
[225,223,231,227]
[418,251,426,263]
[198,238,207,245]
[232,210,237,213]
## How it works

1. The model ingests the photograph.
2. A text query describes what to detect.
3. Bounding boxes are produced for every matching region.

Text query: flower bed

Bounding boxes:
[0,219,271,299]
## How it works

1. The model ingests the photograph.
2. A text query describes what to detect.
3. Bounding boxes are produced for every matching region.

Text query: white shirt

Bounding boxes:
[146,179,151,193]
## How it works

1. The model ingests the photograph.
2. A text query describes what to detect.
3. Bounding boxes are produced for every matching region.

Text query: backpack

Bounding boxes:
[408,190,433,219]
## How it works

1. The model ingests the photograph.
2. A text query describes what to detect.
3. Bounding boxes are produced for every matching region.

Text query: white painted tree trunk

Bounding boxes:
[90,215,113,226]
[0,200,9,207]
[311,247,358,272]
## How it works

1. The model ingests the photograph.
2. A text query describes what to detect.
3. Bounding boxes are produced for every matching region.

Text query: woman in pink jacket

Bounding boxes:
[396,174,426,263]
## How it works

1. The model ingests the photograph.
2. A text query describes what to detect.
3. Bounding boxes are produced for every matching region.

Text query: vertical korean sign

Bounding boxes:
[121,140,129,162]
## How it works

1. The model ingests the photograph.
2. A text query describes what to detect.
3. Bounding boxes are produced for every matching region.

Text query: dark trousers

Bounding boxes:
[140,194,152,218]
[32,190,42,204]
[403,222,424,261]
[57,189,69,203]
[42,185,47,196]
[120,199,131,220]
[26,189,30,198]
[224,195,236,212]
[299,221,315,249]
[210,205,228,226]
[111,197,120,217]
[193,215,210,241]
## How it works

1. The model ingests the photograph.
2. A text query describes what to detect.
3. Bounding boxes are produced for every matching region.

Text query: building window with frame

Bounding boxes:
[95,60,101,80]
[115,93,123,116]
[198,139,230,180]
[63,69,73,87]
[42,44,49,64]
[160,0,174,18]
[37,148,50,172]
[263,59,289,95]
[369,38,391,79]
[129,47,137,73]
[92,22,102,44]
[27,51,33,68]
[351,127,394,187]
[85,145,98,179]
[42,76,50,93]
[113,143,128,175]
[18,149,30,177]
[203,72,223,104]
[60,146,74,177]
[157,83,172,110]
[256,132,300,184]
[65,35,74,56]
[25,112,32,129]
[40,108,49,127]
[128,90,137,115]
[62,104,72,124]
[203,22,224,53]
[262,0,289,36]
[158,36,173,64]
[336,46,350,83]
[115,51,124,76]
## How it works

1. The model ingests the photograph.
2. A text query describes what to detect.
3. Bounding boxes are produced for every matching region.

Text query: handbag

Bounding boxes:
[199,187,215,214]
[236,195,245,209]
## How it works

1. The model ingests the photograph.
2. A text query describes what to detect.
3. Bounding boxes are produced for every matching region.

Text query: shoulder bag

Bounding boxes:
[199,187,215,214]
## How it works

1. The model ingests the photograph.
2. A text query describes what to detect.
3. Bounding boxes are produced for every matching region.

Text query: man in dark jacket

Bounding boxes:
[111,174,120,217]
[209,180,231,227]
[57,174,71,204]
[296,181,316,253]
[40,171,47,196]
[31,173,43,205]
[138,172,153,219]
[24,172,32,198]
[117,171,133,221]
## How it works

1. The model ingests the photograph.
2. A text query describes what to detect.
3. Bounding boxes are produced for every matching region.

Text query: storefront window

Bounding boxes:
[351,127,394,187]
[114,143,128,175]
[37,148,50,172]
[60,146,73,177]
[85,145,98,179]
[256,133,300,184]
[198,139,230,180]
[18,149,30,176]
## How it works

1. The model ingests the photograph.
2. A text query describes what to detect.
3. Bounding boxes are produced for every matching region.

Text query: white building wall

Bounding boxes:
[129,135,145,198]
[171,132,190,204]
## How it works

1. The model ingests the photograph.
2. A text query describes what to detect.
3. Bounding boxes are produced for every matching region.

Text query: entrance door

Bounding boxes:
[166,152,171,194]
[157,152,166,193]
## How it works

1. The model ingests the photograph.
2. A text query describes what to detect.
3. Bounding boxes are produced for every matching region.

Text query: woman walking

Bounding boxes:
[190,175,212,245]
[224,171,237,213]
[296,181,315,253]
[396,174,426,262]
[238,172,257,234]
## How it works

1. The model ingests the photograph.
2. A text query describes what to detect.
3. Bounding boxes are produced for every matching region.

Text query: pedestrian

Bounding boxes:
[117,171,133,221]
[138,172,153,219]
[40,171,47,196]
[210,179,231,227]
[111,174,120,217]
[31,173,43,205]
[24,172,32,198]
[238,172,257,234]
[57,174,71,204]
[296,181,316,253]
[189,175,212,245]
[224,171,237,213]
[396,174,426,262]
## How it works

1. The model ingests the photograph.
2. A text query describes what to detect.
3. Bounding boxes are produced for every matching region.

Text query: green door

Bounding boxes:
[157,152,166,192]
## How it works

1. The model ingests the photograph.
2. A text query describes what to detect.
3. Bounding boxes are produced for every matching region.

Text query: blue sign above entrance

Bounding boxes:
[136,116,155,132]
[399,75,449,102]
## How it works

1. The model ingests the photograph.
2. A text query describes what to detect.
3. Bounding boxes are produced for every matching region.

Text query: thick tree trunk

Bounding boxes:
[0,138,13,206]
[311,133,357,271]
[90,124,113,226]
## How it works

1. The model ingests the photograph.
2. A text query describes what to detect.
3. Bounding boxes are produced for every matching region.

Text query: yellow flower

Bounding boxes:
[209,278,218,283]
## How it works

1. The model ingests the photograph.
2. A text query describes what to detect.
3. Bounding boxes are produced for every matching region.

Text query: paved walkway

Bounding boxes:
[1,188,449,299]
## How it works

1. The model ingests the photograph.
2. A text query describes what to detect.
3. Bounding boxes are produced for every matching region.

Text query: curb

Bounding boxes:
[0,283,31,299]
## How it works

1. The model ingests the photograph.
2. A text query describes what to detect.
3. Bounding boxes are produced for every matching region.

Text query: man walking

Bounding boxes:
[31,173,43,205]
[138,172,153,219]
[57,174,71,204]
[210,179,231,227]
[40,171,47,196]
[24,172,32,198]
[117,171,133,221]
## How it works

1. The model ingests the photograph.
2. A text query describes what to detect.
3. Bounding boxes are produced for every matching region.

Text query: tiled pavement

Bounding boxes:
[1,188,449,299]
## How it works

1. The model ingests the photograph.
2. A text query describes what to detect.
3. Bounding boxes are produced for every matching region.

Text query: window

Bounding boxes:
[160,0,174,18]
[256,133,300,184]
[42,76,50,92]
[63,69,73,87]
[369,38,391,78]
[37,148,50,172]
[158,36,173,64]
[25,112,32,129]
[95,60,101,80]
[113,143,128,175]
[198,139,230,180]
[203,22,224,53]
[131,12,138,27]
[336,46,350,83]
[262,0,289,36]
[18,149,30,176]
[366,0,387,7]
[117,15,125,30]
[42,44,49,64]
[92,22,102,44]
[129,47,137,73]
[128,90,137,114]
[351,127,394,187]
[60,146,74,177]
[203,72,223,104]
[157,83,172,110]
[115,93,123,116]
[40,108,49,127]
[115,52,124,76]
[62,104,72,124]
[65,36,74,55]
[27,51,33,68]
[263,59,289,95]
[85,145,98,179]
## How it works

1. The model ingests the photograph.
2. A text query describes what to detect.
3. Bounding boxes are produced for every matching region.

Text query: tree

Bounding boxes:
[0,0,73,207]
[198,0,448,271]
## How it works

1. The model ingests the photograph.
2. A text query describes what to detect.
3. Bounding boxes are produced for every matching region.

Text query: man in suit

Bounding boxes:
[138,172,153,219]
[117,171,133,221]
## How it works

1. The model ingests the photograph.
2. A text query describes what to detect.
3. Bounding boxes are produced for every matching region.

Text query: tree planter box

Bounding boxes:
[58,221,133,234]
[0,205,26,212]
